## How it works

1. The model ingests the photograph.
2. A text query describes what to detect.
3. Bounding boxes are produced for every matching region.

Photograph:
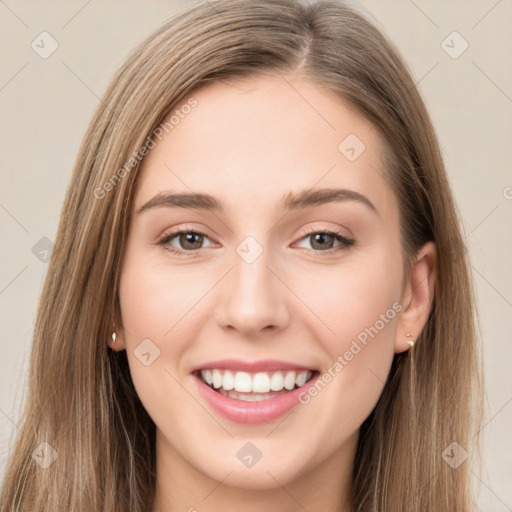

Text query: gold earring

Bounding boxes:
[406,332,415,348]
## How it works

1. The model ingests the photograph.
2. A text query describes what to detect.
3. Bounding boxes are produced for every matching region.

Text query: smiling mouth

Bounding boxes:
[194,369,319,402]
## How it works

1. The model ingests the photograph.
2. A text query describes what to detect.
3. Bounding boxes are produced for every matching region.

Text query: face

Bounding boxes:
[117,74,410,491]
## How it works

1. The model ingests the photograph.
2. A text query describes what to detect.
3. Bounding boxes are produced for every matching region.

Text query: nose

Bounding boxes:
[216,242,290,338]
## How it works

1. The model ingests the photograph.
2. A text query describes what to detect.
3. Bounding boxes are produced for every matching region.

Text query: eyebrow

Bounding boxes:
[136,187,378,216]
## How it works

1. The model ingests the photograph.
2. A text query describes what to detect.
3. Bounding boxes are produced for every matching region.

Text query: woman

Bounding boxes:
[0,0,483,510]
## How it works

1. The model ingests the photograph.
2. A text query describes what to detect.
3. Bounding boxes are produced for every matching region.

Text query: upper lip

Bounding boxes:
[191,359,318,373]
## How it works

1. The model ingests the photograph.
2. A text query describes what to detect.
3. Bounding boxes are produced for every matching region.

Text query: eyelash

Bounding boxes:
[157,227,355,257]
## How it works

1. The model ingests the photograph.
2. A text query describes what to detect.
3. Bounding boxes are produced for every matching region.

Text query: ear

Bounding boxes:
[395,241,437,353]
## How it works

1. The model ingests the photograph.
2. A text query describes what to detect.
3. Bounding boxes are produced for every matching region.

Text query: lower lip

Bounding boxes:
[194,373,319,424]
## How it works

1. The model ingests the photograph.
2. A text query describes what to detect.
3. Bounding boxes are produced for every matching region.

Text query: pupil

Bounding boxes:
[182,232,202,249]
[312,233,333,250]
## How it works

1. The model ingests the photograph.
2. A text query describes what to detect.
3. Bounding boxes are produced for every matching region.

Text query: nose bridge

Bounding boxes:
[219,233,289,334]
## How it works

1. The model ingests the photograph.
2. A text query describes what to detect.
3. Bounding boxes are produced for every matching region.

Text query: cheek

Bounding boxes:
[117,256,197,397]
[292,249,401,425]
[119,255,214,345]
[294,249,402,356]
[118,258,211,433]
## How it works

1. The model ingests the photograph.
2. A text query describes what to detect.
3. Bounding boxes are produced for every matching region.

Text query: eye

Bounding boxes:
[158,228,215,255]
[157,227,355,256]
[294,228,355,255]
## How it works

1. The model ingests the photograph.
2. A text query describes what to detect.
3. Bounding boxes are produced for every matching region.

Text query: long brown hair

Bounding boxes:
[0,0,483,510]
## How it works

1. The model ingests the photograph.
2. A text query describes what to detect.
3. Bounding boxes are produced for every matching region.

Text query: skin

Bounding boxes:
[112,73,436,512]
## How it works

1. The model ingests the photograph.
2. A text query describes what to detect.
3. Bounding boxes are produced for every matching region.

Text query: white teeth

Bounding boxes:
[218,389,286,401]
[223,370,234,390]
[234,371,252,392]
[270,371,284,391]
[199,369,313,393]
[296,371,307,387]
[212,369,222,389]
[252,372,271,393]
[284,371,296,390]
[203,369,213,385]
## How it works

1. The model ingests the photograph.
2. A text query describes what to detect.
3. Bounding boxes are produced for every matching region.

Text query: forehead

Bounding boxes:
[134,74,395,220]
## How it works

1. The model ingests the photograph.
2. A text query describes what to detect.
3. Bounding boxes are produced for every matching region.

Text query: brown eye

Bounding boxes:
[295,229,355,255]
[309,232,336,250]
[177,232,204,250]
[159,229,214,254]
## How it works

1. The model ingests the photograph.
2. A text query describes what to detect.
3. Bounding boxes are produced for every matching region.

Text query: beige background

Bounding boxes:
[1,1,511,509]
